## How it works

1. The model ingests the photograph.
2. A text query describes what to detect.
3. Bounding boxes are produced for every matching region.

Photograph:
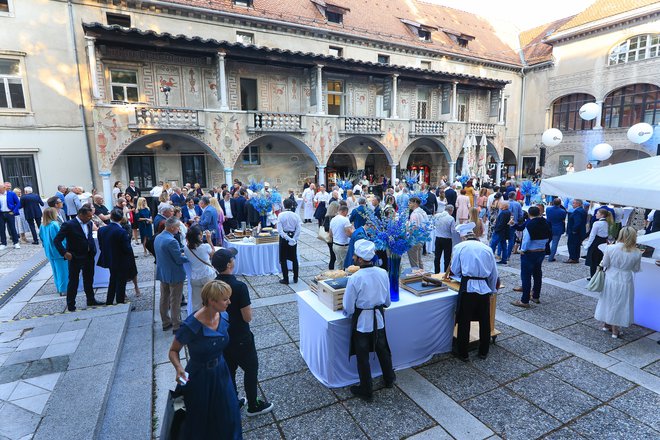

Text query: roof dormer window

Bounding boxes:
[233,0,253,7]
[418,28,432,42]
[401,19,436,43]
[326,10,342,24]
[311,0,349,25]
[442,29,475,49]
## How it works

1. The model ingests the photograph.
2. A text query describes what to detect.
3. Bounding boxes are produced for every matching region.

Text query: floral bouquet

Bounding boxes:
[270,190,282,206]
[401,170,420,189]
[409,190,429,206]
[365,210,433,256]
[248,178,264,193]
[249,193,273,215]
[336,173,357,199]
[520,180,540,206]
[457,174,470,186]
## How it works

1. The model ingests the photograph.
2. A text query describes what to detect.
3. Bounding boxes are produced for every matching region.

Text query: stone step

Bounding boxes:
[30,303,132,440]
[98,310,153,440]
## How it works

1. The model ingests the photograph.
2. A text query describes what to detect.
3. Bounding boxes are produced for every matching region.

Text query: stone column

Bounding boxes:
[217,51,229,111]
[224,168,233,186]
[317,165,326,187]
[85,36,101,102]
[544,107,551,130]
[495,161,503,185]
[594,100,603,130]
[448,161,456,183]
[100,171,112,209]
[391,74,399,118]
[316,65,324,115]
[450,82,458,122]
[390,165,397,187]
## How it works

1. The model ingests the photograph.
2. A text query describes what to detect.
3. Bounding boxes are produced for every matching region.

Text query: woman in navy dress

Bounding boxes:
[134,197,153,256]
[168,280,242,439]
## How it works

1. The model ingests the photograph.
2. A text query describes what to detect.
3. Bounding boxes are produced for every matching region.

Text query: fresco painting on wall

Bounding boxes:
[185,67,204,108]
[354,89,369,116]
[155,64,183,107]
[270,80,287,112]
[203,69,218,106]
[289,77,301,112]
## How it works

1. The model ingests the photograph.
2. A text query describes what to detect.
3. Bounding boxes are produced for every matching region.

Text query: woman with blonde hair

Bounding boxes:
[594,227,642,338]
[134,197,153,255]
[39,208,69,295]
[208,196,225,243]
[468,207,485,242]
[346,190,358,214]
[168,280,242,439]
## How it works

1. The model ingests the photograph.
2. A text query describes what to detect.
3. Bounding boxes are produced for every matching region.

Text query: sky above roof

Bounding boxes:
[427,0,598,30]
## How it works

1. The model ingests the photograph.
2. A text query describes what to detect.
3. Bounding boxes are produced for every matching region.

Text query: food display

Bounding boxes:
[345,265,360,274]
[315,270,347,281]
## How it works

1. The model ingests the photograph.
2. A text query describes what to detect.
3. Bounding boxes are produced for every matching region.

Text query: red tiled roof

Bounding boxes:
[556,0,660,32]
[155,0,522,65]
[519,16,574,66]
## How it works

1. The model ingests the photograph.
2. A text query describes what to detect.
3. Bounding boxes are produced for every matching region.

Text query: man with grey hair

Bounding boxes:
[56,185,67,216]
[153,205,173,234]
[154,216,188,333]
[64,186,82,220]
[20,186,44,245]
[198,195,219,245]
[92,194,110,224]
[433,204,455,273]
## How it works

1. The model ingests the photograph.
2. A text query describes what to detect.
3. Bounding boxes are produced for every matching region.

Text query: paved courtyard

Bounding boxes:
[0,222,658,439]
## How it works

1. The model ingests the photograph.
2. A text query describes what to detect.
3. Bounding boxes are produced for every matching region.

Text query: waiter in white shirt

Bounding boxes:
[277,198,301,285]
[329,205,354,270]
[342,239,396,401]
[449,222,498,362]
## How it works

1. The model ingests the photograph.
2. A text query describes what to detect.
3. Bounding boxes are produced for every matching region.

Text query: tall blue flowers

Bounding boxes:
[365,210,433,256]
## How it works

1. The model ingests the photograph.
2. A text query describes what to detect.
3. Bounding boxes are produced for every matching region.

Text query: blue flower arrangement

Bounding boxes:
[248,179,264,193]
[365,210,433,256]
[249,193,273,215]
[520,180,539,197]
[409,190,428,206]
[401,171,419,188]
[457,175,470,185]
[270,190,282,206]
[336,173,356,193]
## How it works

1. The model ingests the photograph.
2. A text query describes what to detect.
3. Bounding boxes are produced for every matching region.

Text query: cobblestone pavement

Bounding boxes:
[1,224,659,439]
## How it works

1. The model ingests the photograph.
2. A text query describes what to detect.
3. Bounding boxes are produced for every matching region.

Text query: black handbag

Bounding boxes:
[160,389,186,440]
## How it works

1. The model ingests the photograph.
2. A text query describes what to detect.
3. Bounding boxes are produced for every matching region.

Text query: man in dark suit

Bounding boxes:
[125,180,140,200]
[423,185,438,215]
[234,189,247,226]
[220,190,238,234]
[445,185,457,219]
[53,205,103,311]
[566,199,587,263]
[198,196,220,245]
[0,183,21,249]
[20,187,44,245]
[98,209,133,305]
[169,187,186,208]
[545,198,567,262]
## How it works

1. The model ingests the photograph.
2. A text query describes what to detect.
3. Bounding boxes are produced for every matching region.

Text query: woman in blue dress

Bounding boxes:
[168,280,242,439]
[134,197,153,256]
[39,208,69,295]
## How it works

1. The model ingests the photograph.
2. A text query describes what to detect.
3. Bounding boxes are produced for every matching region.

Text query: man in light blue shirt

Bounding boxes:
[155,217,189,332]
[512,206,551,308]
[507,191,523,259]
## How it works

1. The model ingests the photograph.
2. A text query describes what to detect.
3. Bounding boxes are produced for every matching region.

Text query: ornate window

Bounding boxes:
[609,34,660,65]
[602,84,659,128]
[551,93,595,130]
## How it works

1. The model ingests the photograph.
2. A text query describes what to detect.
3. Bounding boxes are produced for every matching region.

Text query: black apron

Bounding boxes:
[456,276,488,322]
[314,201,327,220]
[585,235,608,267]
[348,304,389,359]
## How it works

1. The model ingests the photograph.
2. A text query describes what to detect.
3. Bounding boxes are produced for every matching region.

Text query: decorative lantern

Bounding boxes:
[541,128,563,147]
[592,143,613,161]
[578,102,600,121]
[626,123,654,144]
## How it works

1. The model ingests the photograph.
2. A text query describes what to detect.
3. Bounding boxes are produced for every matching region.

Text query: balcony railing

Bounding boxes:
[410,119,446,136]
[343,117,383,135]
[467,122,496,136]
[130,107,202,131]
[251,112,304,132]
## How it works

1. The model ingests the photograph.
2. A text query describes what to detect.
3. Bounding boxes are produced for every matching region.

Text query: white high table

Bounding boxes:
[224,240,281,276]
[79,234,110,290]
[297,288,458,388]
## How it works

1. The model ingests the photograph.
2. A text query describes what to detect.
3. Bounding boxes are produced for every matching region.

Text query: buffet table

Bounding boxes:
[297,288,458,388]
[224,240,281,276]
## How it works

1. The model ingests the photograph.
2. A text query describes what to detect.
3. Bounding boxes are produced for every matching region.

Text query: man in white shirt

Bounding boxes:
[277,198,302,285]
[342,239,395,401]
[449,222,498,361]
[150,181,164,198]
[433,205,455,273]
[329,205,353,270]
[407,197,428,270]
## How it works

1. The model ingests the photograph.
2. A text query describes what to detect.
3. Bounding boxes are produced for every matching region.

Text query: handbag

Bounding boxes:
[586,266,605,292]
[160,389,186,440]
[317,226,331,243]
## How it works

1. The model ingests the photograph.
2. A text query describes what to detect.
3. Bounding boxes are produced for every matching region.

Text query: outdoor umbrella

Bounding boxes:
[460,135,471,177]
[477,135,488,180]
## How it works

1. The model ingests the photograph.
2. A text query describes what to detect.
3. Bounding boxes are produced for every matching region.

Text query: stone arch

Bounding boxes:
[326,136,393,167]
[232,133,320,168]
[399,137,451,168]
[546,91,597,110]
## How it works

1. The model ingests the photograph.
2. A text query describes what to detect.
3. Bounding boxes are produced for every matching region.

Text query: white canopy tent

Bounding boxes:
[540,155,660,210]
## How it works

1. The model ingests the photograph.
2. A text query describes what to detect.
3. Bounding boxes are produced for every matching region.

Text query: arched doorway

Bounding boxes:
[234,134,318,191]
[503,147,517,179]
[599,149,650,166]
[399,138,450,185]
[326,136,392,187]
[113,132,224,192]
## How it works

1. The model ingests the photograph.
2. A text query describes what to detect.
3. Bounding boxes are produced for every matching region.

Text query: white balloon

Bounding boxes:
[627,123,654,144]
[592,143,613,161]
[579,102,600,121]
[542,128,563,147]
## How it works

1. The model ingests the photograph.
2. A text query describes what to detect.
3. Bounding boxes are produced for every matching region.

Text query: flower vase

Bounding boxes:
[260,215,268,228]
[388,254,401,302]
[342,192,347,200]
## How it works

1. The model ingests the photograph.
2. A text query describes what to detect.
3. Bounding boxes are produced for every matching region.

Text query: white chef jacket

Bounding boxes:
[342,266,390,332]
[450,239,498,294]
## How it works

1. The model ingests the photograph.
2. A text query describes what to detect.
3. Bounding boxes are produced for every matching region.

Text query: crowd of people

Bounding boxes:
[1,172,656,438]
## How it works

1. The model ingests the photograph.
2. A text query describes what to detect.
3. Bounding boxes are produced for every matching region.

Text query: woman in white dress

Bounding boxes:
[594,227,642,339]
[302,183,316,223]
[346,190,358,214]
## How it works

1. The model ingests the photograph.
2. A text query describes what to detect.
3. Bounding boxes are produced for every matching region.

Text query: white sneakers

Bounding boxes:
[14,243,21,249]
[0,244,6,250]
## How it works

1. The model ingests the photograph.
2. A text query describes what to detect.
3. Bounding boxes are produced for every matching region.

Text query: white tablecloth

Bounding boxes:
[79,235,110,290]
[297,288,458,388]
[634,258,660,332]
[225,241,281,276]
[295,197,304,217]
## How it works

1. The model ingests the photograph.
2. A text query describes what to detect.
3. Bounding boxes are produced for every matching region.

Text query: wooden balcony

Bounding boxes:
[249,112,304,133]
[342,117,383,135]
[128,107,203,131]
[410,119,446,136]
[467,122,496,136]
